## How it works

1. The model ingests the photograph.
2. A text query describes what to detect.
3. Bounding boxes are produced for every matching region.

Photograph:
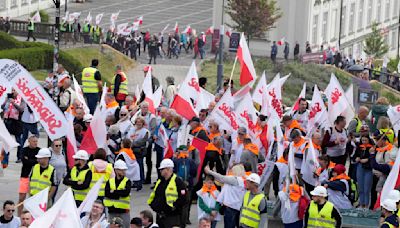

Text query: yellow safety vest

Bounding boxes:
[111,72,128,95]
[383,221,396,228]
[89,162,113,197]
[380,128,395,144]
[82,67,99,93]
[308,201,336,228]
[147,174,178,208]
[239,191,265,228]
[354,117,362,133]
[70,167,91,201]
[29,164,54,196]
[103,177,131,210]
[28,22,34,31]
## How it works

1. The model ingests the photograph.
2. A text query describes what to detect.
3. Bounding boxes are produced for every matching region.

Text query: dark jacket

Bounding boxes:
[381,214,399,228]
[63,164,92,192]
[371,104,389,132]
[172,157,197,188]
[20,146,40,178]
[104,176,132,213]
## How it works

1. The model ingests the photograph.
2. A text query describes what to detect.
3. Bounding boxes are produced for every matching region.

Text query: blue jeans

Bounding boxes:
[21,122,39,148]
[84,93,98,114]
[356,164,373,207]
[224,207,239,228]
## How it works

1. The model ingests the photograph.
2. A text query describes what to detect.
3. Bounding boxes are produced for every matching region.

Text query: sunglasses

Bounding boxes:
[7,209,15,212]
[120,114,127,116]
[54,145,62,147]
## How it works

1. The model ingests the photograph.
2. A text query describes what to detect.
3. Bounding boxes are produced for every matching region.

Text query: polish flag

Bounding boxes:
[325,74,349,126]
[31,11,41,23]
[206,26,214,35]
[157,124,174,159]
[134,84,141,103]
[134,16,143,25]
[191,137,209,180]
[174,22,179,33]
[30,188,82,228]
[306,85,328,136]
[291,83,306,112]
[301,138,320,186]
[277,37,285,46]
[237,33,256,86]
[183,25,192,34]
[225,27,232,37]
[252,71,267,106]
[142,69,156,114]
[66,118,78,168]
[79,106,107,155]
[387,105,400,137]
[206,87,238,132]
[23,187,49,219]
[72,76,89,115]
[153,85,163,109]
[261,74,284,118]
[170,61,199,120]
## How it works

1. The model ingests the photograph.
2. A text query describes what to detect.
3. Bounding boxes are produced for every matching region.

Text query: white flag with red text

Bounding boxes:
[110,11,120,24]
[325,74,349,125]
[207,88,238,133]
[301,139,320,186]
[252,71,267,106]
[307,85,328,136]
[24,187,49,219]
[153,85,163,109]
[78,177,104,214]
[262,74,284,119]
[235,93,259,140]
[68,12,81,22]
[31,11,41,22]
[95,13,103,25]
[199,88,215,110]
[72,76,89,115]
[343,84,355,127]
[380,147,400,204]
[237,33,256,86]
[291,83,306,113]
[387,105,400,137]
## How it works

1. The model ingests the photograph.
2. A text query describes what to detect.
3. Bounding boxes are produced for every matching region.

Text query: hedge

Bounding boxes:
[0,32,22,50]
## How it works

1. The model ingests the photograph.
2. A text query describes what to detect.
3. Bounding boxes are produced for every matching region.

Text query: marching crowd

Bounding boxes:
[1,54,400,228]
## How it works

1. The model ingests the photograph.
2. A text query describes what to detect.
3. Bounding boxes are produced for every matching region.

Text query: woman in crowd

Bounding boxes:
[49,138,67,202]
[355,135,374,209]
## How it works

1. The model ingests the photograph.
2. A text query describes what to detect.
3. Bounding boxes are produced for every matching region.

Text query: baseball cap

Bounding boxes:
[333,164,346,175]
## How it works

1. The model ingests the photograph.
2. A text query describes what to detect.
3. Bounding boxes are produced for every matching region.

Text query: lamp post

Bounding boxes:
[397,5,400,58]
[216,0,224,93]
[53,0,60,71]
[338,0,344,50]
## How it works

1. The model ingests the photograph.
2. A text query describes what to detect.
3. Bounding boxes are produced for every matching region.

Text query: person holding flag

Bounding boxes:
[275,183,305,228]
[26,18,36,41]
[322,116,348,165]
[380,199,399,228]
[321,164,353,210]
[189,117,209,143]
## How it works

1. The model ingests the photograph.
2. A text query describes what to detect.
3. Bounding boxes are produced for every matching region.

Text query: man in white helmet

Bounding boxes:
[304,186,342,228]
[147,158,187,228]
[239,173,267,228]
[104,160,131,228]
[380,199,399,228]
[63,150,92,207]
[388,189,400,223]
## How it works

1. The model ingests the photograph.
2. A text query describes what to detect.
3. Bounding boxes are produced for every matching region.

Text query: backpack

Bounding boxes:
[346,179,359,204]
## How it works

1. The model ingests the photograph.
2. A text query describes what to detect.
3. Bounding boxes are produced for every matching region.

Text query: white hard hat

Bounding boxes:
[114,160,128,170]
[35,148,51,158]
[83,114,93,122]
[311,186,328,197]
[388,190,400,202]
[381,199,398,212]
[159,159,174,169]
[246,173,261,185]
[72,150,89,160]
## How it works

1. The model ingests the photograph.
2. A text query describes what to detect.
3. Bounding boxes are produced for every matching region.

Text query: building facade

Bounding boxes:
[0,0,67,19]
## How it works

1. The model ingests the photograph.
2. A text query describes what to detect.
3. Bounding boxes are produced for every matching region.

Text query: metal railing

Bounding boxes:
[8,19,54,40]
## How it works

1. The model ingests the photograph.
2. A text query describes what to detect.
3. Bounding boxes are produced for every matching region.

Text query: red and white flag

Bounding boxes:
[291,82,306,113]
[153,85,163,109]
[95,13,104,25]
[78,177,104,214]
[157,124,173,159]
[262,74,284,119]
[206,26,214,35]
[66,118,78,168]
[183,24,192,34]
[134,16,143,25]
[30,188,82,228]
[277,37,285,46]
[207,88,238,132]
[301,139,320,186]
[170,61,200,120]
[142,69,156,114]
[72,76,89,115]
[325,74,349,125]
[307,85,328,136]
[161,24,169,34]
[387,105,400,137]
[235,93,259,139]
[31,11,41,22]
[174,22,179,33]
[116,23,130,35]
[0,118,19,152]
[191,137,209,180]
[377,147,400,208]
[23,187,48,219]
[110,11,120,26]
[225,26,232,37]
[79,106,107,155]
[131,21,140,32]
[252,71,267,106]
[237,33,256,86]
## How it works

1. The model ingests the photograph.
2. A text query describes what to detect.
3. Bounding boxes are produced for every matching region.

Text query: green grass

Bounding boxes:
[30,69,48,81]
[370,81,400,104]
[64,45,136,84]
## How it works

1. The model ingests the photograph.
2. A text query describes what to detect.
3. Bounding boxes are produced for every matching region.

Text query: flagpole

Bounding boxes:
[229,56,238,87]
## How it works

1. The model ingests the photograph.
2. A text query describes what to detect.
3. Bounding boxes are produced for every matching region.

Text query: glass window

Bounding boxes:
[394,0,399,19]
[385,0,391,20]
[331,9,338,40]
[358,0,364,30]
[391,30,397,50]
[349,3,355,33]
[312,14,319,44]
[322,12,328,41]
[0,0,6,9]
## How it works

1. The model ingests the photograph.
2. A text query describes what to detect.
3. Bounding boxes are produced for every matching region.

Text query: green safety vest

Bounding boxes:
[111,72,128,95]
[103,177,131,210]
[308,201,336,228]
[354,116,362,133]
[29,164,54,196]
[60,23,66,32]
[380,128,395,144]
[83,24,90,33]
[88,162,113,197]
[70,167,91,201]
[28,22,34,31]
[239,191,265,228]
[81,67,99,93]
[148,174,178,208]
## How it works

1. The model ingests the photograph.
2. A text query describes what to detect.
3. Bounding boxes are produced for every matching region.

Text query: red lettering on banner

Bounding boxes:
[257,163,266,176]
[39,203,47,212]
[0,86,6,98]
[268,89,283,118]
[16,78,62,134]
[188,78,200,92]
[240,111,257,132]
[309,102,322,119]
[396,106,400,113]
[258,88,263,94]
[331,88,342,105]
[218,103,239,130]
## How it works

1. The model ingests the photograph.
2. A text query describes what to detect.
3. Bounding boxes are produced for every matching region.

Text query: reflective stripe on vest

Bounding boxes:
[103,177,131,210]
[147,174,178,208]
[239,191,265,228]
[71,167,90,201]
[380,128,395,143]
[89,162,113,197]
[111,72,128,95]
[383,221,395,228]
[354,117,362,133]
[308,201,336,228]
[29,164,54,196]
[82,67,99,93]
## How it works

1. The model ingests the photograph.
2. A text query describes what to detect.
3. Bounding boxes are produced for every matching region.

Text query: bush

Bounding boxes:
[59,51,84,79]
[0,31,22,50]
[0,47,53,70]
[30,10,49,23]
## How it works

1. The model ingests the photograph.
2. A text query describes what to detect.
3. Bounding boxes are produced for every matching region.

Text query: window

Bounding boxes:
[312,14,319,44]
[349,3,355,33]
[21,0,28,5]
[384,35,389,45]
[367,0,373,26]
[394,0,399,19]
[331,9,338,40]
[340,6,346,37]
[391,30,397,50]
[358,0,364,30]
[11,0,17,7]
[322,12,328,41]
[0,0,6,10]
[376,1,382,22]
[385,0,391,21]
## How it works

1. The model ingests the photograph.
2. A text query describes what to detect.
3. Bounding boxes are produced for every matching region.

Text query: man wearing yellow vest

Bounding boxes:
[304,186,342,228]
[380,199,399,228]
[111,65,128,106]
[239,173,267,228]
[348,106,370,138]
[104,160,131,228]
[82,59,102,114]
[387,189,400,225]
[148,158,187,228]
[29,148,57,200]
[63,150,92,207]
[89,148,115,200]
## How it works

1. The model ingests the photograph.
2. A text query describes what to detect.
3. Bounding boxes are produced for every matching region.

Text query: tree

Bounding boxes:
[225,0,282,44]
[363,22,389,58]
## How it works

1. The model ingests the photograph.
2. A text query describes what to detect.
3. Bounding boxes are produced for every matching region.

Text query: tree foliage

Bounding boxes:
[225,0,282,41]
[363,22,389,58]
